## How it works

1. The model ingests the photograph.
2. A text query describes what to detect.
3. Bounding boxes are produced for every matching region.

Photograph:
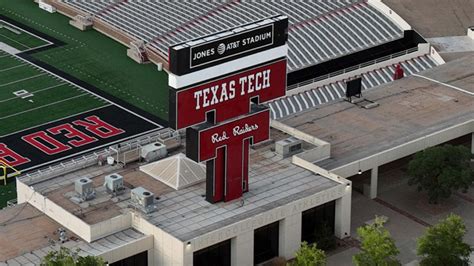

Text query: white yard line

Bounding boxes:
[0,82,67,103]
[0,93,90,120]
[412,74,474,96]
[0,63,26,72]
[0,19,53,46]
[0,104,111,138]
[0,73,45,87]
[0,32,30,49]
[10,52,163,128]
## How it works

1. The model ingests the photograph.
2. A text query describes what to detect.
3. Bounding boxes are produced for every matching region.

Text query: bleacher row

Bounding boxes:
[267,55,439,120]
[63,0,404,72]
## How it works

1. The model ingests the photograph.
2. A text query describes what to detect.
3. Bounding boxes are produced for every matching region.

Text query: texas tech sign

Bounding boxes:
[187,107,270,202]
[169,16,288,203]
[169,59,286,129]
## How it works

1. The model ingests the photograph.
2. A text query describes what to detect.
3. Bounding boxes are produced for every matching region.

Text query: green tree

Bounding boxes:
[417,214,472,266]
[353,216,400,266]
[41,247,105,266]
[408,144,473,204]
[292,242,326,266]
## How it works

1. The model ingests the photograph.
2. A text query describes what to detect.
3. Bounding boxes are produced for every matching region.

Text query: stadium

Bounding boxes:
[0,0,473,265]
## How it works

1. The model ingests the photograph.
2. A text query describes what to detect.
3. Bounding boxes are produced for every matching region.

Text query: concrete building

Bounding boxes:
[0,125,351,265]
[1,54,473,266]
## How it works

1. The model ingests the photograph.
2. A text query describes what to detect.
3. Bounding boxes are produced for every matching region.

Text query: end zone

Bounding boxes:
[0,105,161,174]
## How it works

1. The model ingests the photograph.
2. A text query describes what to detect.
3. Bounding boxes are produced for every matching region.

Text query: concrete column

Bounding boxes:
[183,243,193,266]
[335,184,352,239]
[370,167,379,199]
[231,230,253,266]
[279,212,302,260]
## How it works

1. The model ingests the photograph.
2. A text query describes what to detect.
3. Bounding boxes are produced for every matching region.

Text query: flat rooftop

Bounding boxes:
[15,128,338,242]
[0,203,146,264]
[384,0,474,38]
[279,54,474,171]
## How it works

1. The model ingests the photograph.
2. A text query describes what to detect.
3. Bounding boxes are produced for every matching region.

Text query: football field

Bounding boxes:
[1,0,169,122]
[0,15,165,207]
[0,50,108,136]
[0,21,49,52]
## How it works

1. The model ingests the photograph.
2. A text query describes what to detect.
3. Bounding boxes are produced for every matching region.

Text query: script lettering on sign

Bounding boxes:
[186,107,270,202]
[170,59,286,130]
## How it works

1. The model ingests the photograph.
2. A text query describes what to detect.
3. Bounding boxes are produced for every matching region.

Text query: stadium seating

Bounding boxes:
[267,55,439,120]
[63,1,403,72]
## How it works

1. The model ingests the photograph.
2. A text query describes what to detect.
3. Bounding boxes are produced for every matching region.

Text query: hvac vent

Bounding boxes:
[131,187,156,213]
[141,142,167,162]
[275,137,303,157]
[74,177,95,201]
[104,173,124,195]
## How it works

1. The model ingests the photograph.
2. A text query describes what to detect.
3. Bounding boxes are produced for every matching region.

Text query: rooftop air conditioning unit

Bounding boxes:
[104,173,124,195]
[131,187,155,213]
[275,137,303,157]
[74,177,95,201]
[141,142,167,162]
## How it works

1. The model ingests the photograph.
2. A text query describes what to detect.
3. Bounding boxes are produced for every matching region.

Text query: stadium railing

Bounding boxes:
[287,46,419,90]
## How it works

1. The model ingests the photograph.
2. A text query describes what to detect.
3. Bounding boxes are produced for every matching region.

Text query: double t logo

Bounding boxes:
[186,106,270,203]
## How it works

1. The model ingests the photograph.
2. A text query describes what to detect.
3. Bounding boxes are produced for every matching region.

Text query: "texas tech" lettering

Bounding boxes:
[193,69,271,110]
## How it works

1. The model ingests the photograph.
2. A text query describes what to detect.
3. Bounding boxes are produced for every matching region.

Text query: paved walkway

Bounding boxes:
[328,165,474,265]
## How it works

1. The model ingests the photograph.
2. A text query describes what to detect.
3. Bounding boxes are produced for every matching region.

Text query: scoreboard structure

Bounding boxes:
[168,16,288,203]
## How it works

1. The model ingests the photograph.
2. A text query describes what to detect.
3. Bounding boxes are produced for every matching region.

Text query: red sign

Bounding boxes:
[170,59,286,130]
[187,107,270,202]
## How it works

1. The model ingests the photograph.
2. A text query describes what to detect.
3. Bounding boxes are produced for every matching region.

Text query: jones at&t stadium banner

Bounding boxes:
[186,106,270,202]
[169,58,286,130]
[168,16,288,75]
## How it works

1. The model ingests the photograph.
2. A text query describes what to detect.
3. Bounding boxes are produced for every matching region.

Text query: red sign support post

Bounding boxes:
[186,107,270,202]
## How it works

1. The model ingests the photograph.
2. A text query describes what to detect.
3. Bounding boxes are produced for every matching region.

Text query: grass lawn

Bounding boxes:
[0,0,169,121]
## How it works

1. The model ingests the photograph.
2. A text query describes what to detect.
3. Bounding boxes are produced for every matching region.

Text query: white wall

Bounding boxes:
[99,235,153,264]
[131,212,189,265]
[468,27,474,40]
[332,120,474,178]
[367,0,411,30]
[17,181,93,242]
[279,212,302,259]
[17,180,132,242]
[231,230,254,266]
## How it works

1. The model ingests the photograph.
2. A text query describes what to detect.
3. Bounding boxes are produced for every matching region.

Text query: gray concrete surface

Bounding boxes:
[327,165,474,265]
[383,0,474,38]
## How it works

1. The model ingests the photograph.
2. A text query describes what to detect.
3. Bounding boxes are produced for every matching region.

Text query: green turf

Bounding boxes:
[1,84,90,117]
[1,0,169,120]
[0,179,16,209]
[0,24,47,51]
[0,63,42,84]
[0,54,106,136]
[1,95,106,134]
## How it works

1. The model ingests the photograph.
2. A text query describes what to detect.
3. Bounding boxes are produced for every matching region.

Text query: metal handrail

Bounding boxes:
[287,47,419,90]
